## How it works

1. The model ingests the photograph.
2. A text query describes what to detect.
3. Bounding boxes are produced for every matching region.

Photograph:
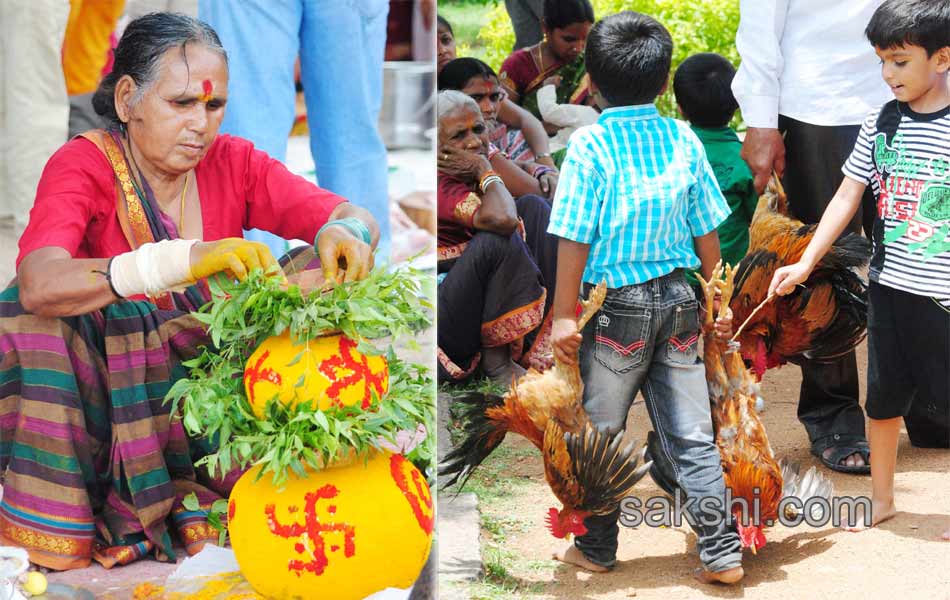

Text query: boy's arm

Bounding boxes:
[551,238,591,366]
[769,176,867,296]
[693,229,723,283]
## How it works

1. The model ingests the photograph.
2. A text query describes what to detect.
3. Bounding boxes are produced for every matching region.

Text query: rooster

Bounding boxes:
[440,283,653,539]
[730,176,870,379]
[648,262,834,554]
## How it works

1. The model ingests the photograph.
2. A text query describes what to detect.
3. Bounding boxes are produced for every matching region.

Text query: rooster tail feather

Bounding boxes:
[438,391,508,489]
[780,460,835,521]
[567,423,653,515]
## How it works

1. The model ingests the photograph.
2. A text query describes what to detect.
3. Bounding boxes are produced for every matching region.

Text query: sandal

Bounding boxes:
[811,437,871,474]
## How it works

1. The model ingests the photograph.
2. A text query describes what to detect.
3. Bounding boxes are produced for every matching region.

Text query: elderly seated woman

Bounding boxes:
[0,13,376,570]
[436,90,557,385]
[439,57,559,199]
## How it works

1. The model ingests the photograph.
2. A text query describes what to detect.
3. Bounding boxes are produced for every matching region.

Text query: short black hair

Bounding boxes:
[438,57,497,91]
[866,0,950,57]
[543,0,594,30]
[673,53,738,128]
[585,11,672,107]
[437,14,453,35]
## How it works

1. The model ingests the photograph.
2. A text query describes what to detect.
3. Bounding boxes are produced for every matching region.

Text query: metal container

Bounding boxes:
[378,61,435,150]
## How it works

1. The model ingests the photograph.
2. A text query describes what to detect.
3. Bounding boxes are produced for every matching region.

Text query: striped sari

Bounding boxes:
[0,129,318,570]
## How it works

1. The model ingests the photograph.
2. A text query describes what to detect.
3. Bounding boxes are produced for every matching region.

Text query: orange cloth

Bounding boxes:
[62,0,125,95]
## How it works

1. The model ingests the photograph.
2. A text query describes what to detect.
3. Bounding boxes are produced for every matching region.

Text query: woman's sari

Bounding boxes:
[436,174,556,380]
[489,122,534,163]
[498,45,591,123]
[0,130,318,570]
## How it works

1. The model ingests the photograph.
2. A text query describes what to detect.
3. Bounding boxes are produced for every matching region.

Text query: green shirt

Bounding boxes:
[688,126,758,282]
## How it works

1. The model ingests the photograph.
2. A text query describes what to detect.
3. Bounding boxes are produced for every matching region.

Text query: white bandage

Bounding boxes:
[109,239,198,298]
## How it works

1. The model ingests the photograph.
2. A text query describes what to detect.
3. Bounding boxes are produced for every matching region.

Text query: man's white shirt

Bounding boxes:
[732,0,893,128]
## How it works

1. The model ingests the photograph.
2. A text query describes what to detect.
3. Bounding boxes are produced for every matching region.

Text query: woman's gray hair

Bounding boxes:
[92,12,228,128]
[438,90,480,121]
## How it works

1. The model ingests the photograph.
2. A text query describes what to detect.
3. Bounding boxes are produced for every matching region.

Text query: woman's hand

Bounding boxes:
[542,75,563,88]
[190,238,282,281]
[282,269,327,295]
[438,145,491,182]
[316,224,374,284]
[538,171,559,198]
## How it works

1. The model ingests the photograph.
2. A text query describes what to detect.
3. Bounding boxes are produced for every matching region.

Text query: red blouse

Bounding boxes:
[17,134,346,268]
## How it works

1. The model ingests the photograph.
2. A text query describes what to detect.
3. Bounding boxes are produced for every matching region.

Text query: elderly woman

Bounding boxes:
[0,13,376,570]
[439,57,559,199]
[437,91,556,384]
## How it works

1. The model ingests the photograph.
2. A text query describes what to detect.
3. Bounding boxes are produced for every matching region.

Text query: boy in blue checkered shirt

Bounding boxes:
[548,11,743,583]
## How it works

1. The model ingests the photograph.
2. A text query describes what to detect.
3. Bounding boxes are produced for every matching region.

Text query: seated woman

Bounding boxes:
[437,16,556,170]
[440,58,559,199]
[0,13,376,571]
[498,0,595,132]
[436,91,557,384]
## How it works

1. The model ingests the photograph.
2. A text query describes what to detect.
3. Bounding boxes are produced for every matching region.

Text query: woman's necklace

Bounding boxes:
[178,172,188,236]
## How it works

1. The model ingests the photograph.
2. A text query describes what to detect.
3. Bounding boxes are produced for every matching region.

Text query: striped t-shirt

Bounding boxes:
[842,100,950,309]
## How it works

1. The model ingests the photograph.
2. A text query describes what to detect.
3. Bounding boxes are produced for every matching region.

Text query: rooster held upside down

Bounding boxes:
[649,262,835,554]
[439,283,654,539]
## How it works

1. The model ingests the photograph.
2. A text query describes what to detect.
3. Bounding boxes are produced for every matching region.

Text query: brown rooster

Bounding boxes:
[440,282,653,540]
[648,262,834,554]
[730,176,870,379]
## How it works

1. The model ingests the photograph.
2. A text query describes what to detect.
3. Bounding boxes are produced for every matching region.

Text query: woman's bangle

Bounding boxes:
[478,169,500,190]
[531,165,556,180]
[534,152,551,159]
[479,175,504,194]
[315,217,372,246]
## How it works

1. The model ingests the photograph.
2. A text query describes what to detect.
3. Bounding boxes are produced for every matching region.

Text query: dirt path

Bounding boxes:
[447,341,950,600]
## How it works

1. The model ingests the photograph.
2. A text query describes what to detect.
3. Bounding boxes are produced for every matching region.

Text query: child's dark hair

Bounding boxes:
[437,14,453,35]
[673,53,738,128]
[543,0,595,30]
[438,58,497,92]
[585,11,672,106]
[865,0,950,56]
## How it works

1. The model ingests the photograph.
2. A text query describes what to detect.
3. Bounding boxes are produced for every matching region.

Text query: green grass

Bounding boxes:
[437,0,499,63]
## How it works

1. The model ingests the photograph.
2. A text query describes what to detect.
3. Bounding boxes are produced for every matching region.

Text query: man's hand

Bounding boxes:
[190,238,281,282]
[741,127,786,193]
[317,223,374,284]
[552,317,582,366]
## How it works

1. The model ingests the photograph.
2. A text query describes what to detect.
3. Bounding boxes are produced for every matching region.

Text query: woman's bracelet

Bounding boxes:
[479,175,504,194]
[478,169,500,190]
[534,152,551,160]
[315,217,372,246]
[531,165,556,180]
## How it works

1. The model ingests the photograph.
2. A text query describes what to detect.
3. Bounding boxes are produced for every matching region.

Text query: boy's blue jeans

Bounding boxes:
[199,0,391,258]
[574,271,742,572]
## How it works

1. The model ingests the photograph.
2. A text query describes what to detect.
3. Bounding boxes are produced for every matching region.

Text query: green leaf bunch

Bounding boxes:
[166,265,435,487]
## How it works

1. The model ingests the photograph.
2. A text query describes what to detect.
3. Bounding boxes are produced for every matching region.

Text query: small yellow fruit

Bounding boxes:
[22,571,47,596]
[244,332,388,418]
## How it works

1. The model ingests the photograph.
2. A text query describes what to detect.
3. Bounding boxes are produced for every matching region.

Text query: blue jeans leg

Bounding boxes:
[299,0,391,256]
[198,0,300,258]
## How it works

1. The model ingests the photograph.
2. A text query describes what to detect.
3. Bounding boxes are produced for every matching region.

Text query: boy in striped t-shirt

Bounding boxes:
[771,0,950,538]
[548,12,744,583]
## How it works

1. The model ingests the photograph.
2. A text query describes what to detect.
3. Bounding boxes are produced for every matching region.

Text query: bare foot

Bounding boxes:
[822,447,867,469]
[843,498,897,531]
[694,566,744,585]
[941,528,950,541]
[553,545,609,573]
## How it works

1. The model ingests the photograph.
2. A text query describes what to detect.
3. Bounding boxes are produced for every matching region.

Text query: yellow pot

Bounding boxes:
[244,332,388,418]
[228,451,433,599]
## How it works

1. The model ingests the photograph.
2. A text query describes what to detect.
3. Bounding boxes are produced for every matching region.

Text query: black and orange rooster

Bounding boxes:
[440,283,653,540]
[648,262,834,554]
[730,176,871,379]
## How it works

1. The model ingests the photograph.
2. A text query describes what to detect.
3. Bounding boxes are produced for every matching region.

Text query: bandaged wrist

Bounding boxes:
[109,239,198,298]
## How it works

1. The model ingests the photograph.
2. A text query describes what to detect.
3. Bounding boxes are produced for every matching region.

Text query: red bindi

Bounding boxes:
[199,79,213,102]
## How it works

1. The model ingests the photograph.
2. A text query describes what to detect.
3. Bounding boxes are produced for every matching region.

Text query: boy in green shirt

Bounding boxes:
[674,53,759,277]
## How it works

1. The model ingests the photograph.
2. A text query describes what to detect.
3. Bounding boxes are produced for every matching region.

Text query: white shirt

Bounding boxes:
[732,0,892,128]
